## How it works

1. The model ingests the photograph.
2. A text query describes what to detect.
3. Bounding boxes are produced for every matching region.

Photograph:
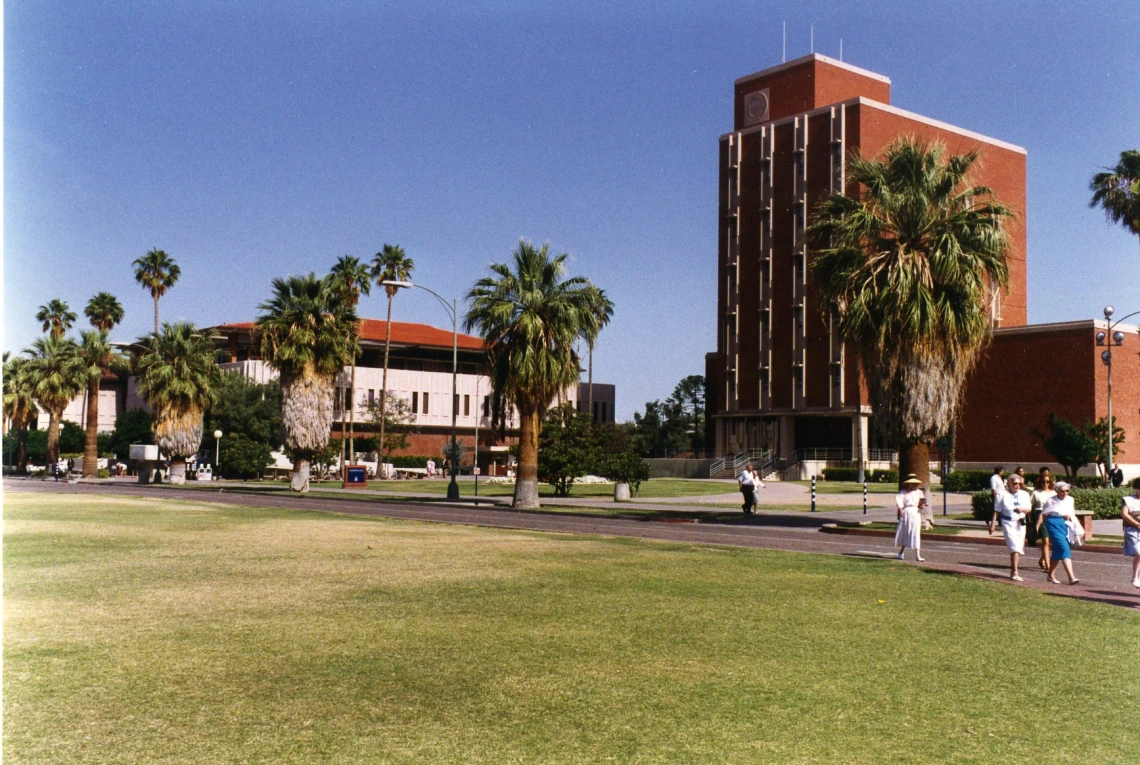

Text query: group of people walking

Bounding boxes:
[737,463,766,514]
[895,464,1140,591]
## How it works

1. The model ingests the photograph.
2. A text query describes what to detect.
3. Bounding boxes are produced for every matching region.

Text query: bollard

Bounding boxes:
[863,477,868,515]
[811,474,817,513]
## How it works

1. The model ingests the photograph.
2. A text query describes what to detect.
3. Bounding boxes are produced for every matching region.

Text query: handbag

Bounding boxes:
[1065,517,1085,547]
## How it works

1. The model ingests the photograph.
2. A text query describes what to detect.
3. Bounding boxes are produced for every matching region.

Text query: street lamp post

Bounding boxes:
[213,429,223,480]
[381,280,461,500]
[1095,306,1139,485]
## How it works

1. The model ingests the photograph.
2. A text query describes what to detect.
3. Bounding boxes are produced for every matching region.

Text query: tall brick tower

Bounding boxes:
[706,53,1027,466]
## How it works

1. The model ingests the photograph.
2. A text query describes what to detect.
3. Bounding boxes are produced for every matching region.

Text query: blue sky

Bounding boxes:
[5,1,1139,420]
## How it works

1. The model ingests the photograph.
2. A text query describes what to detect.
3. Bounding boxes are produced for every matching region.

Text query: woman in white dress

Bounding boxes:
[1029,471,1055,571]
[894,474,925,561]
[1121,477,1140,589]
[990,473,1030,580]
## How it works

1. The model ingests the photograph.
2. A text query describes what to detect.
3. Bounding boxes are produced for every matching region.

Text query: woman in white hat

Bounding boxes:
[894,473,926,561]
[990,473,1030,580]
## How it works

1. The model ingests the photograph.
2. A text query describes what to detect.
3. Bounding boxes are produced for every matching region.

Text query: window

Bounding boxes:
[601,402,608,422]
[593,401,599,422]
[412,392,419,414]
[367,389,375,404]
[422,392,429,414]
[483,395,490,417]
[454,394,459,416]
[463,395,470,416]
[344,388,353,411]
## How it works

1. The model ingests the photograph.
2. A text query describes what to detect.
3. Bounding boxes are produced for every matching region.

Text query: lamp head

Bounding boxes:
[1096,331,1106,345]
[1113,331,1125,345]
[1104,305,1114,319]
[1101,350,1112,365]
[213,430,223,439]
[381,280,412,289]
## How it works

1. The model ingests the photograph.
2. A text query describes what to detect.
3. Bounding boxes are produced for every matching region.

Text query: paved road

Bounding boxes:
[9,481,1139,610]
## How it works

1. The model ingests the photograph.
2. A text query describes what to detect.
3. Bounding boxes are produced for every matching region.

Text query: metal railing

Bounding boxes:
[709,448,772,478]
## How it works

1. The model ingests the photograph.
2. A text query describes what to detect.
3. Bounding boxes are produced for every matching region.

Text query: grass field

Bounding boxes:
[328,477,741,499]
[5,493,1139,764]
[789,480,910,495]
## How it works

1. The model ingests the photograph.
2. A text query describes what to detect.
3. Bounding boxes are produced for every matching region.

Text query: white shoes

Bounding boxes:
[897,552,905,560]
[916,556,926,562]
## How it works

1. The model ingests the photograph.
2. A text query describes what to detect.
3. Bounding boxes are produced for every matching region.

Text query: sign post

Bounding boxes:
[342,465,368,489]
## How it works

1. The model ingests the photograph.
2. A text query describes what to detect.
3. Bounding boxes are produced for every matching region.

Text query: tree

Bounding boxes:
[133,248,181,333]
[3,355,39,473]
[370,244,415,464]
[632,398,687,457]
[581,286,614,418]
[36,299,77,339]
[256,273,358,492]
[465,239,610,509]
[1086,415,1126,478]
[24,335,85,467]
[75,330,130,477]
[135,322,219,483]
[807,138,1014,487]
[667,374,706,454]
[215,435,273,480]
[1089,149,1140,254]
[330,255,373,462]
[1039,414,1099,478]
[84,292,125,333]
[538,404,601,497]
[597,424,651,496]
[204,373,283,454]
[362,392,413,458]
[105,408,154,462]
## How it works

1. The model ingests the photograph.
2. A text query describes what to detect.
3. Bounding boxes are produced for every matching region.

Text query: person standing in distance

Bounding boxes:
[738,463,756,515]
[989,466,1005,519]
[894,474,926,561]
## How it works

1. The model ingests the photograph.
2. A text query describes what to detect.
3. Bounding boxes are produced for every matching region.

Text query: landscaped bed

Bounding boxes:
[5,493,1138,763]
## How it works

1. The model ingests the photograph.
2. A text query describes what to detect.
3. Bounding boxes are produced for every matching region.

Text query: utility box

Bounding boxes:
[130,444,164,484]
[129,444,160,461]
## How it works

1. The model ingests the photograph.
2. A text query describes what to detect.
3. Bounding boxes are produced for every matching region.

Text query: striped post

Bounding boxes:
[863,477,868,515]
[811,475,817,513]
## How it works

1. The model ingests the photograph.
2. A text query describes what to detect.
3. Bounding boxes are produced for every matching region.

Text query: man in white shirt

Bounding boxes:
[990,466,1005,513]
[738,464,756,515]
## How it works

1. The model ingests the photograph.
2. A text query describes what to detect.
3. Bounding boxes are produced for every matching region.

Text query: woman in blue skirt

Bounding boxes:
[1121,477,1140,589]
[1035,481,1081,585]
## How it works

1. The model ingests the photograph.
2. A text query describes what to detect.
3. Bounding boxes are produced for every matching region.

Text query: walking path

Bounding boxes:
[9,480,1138,610]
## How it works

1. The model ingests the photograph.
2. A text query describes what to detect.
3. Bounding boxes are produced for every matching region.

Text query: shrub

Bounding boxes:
[973,487,1129,521]
[389,456,430,468]
[1069,475,1104,489]
[942,470,996,492]
[821,467,858,481]
[869,469,898,484]
[217,435,273,480]
[97,468,110,479]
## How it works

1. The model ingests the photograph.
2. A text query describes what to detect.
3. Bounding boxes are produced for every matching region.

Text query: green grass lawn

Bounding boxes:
[5,493,1139,764]
[789,480,901,494]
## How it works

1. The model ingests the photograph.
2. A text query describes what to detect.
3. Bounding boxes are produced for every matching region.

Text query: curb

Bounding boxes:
[819,524,1119,554]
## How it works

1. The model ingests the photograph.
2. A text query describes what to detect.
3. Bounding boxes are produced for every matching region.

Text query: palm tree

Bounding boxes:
[75,331,130,477]
[370,244,415,464]
[84,292,125,333]
[135,322,219,483]
[1089,149,1140,254]
[256,274,358,492]
[330,255,373,464]
[465,239,610,509]
[3,355,40,474]
[24,335,85,467]
[133,249,181,333]
[36,299,77,339]
[807,137,1014,486]
[581,286,614,419]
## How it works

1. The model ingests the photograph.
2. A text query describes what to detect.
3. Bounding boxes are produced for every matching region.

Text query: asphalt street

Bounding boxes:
[8,480,1139,610]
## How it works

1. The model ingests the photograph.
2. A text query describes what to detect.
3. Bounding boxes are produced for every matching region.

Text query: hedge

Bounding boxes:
[820,468,897,483]
[971,487,1130,521]
[942,470,996,492]
[389,456,431,468]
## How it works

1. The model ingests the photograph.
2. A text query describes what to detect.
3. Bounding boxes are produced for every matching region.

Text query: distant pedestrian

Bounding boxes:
[990,473,1030,580]
[53,462,61,482]
[750,465,765,492]
[1112,466,1124,488]
[1029,471,1056,571]
[1037,481,1081,585]
[738,463,756,515]
[990,466,1005,517]
[1121,477,1140,589]
[894,473,925,561]
[426,458,436,478]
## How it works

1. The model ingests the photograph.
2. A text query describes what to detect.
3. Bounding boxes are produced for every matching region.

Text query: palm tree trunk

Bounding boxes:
[291,458,310,492]
[513,409,542,509]
[588,344,594,420]
[379,296,394,469]
[46,412,61,468]
[83,377,100,477]
[153,295,160,334]
[168,459,187,484]
[348,363,356,465]
[16,426,28,475]
[899,441,931,489]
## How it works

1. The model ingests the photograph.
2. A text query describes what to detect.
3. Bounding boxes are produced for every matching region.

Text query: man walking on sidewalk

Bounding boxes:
[738,464,756,515]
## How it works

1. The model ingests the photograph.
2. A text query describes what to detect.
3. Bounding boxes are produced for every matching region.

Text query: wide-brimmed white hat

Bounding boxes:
[902,473,922,487]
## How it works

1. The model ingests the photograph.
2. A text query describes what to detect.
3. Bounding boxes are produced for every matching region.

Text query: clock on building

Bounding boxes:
[744,88,770,126]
